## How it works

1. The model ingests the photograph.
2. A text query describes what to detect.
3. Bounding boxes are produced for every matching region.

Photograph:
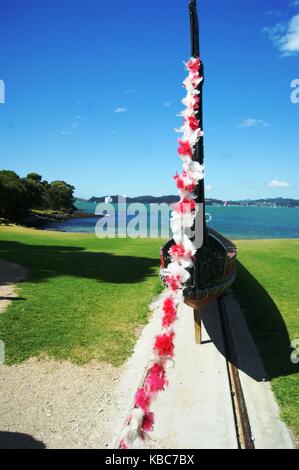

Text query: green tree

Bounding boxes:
[22,175,46,209]
[26,173,42,183]
[0,170,29,221]
[47,181,75,211]
[0,170,76,222]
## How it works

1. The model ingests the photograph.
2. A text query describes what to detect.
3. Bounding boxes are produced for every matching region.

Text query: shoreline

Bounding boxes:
[21,210,101,230]
[1,224,299,242]
[1,206,298,240]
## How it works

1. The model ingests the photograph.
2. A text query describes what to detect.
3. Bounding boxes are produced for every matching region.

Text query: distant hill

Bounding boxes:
[76,196,299,208]
[88,195,180,204]
[219,198,299,208]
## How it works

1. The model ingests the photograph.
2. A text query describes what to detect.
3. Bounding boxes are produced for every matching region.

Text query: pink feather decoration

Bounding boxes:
[187,57,201,73]
[192,95,200,110]
[119,56,204,449]
[173,197,196,214]
[191,74,200,88]
[119,439,128,449]
[146,363,167,393]
[154,332,175,358]
[162,309,177,328]
[165,275,181,292]
[135,387,151,411]
[174,172,185,190]
[174,172,197,192]
[169,244,186,258]
[163,297,176,312]
[186,115,200,131]
[161,297,177,328]
[142,411,155,433]
[178,139,193,158]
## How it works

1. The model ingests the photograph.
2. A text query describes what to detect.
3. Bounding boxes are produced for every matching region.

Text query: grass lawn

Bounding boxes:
[0,226,163,366]
[234,239,299,439]
[0,227,298,437]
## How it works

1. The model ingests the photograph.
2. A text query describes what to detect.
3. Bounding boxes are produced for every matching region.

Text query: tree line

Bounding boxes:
[0,170,75,222]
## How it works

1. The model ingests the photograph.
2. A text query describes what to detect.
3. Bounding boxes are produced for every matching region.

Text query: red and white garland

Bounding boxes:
[118,57,204,449]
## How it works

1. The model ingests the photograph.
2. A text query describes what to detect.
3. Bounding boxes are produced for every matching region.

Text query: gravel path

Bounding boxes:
[0,259,28,315]
[0,358,123,449]
[0,259,124,449]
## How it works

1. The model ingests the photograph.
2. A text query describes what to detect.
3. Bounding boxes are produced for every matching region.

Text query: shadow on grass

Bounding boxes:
[232,261,299,381]
[202,297,267,382]
[0,297,25,301]
[0,240,159,285]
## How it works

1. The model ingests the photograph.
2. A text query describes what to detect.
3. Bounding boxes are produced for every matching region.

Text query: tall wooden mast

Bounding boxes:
[189,0,208,292]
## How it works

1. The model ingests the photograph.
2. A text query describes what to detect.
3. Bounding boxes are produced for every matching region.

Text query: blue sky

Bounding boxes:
[0,0,298,200]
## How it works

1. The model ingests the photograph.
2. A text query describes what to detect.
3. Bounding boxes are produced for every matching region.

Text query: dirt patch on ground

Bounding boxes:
[0,259,28,315]
[0,358,123,449]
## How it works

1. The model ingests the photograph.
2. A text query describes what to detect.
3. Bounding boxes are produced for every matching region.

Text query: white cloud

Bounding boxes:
[163,101,172,108]
[114,107,128,113]
[59,130,75,136]
[56,114,82,137]
[268,180,291,188]
[263,14,299,56]
[239,118,270,128]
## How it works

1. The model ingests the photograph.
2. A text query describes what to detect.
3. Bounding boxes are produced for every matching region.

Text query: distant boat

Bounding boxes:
[105,196,113,204]
[224,201,228,207]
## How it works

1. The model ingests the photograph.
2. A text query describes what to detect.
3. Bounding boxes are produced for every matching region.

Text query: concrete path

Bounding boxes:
[114,294,295,449]
[148,301,238,449]
[223,293,294,449]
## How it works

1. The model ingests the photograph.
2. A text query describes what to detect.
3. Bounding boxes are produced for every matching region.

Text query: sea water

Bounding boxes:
[45,203,299,240]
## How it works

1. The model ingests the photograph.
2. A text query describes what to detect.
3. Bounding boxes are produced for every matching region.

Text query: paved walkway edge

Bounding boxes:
[223,293,295,449]
[112,298,238,449]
